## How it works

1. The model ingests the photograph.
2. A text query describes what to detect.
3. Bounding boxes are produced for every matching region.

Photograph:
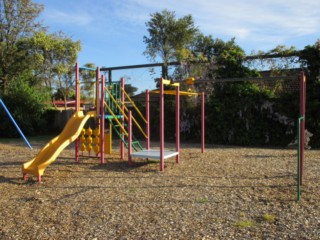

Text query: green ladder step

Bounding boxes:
[108,117,143,152]
[114,124,127,127]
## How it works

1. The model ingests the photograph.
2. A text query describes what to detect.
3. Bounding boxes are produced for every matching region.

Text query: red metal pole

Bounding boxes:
[299,71,306,185]
[75,63,80,112]
[146,90,150,150]
[176,85,180,163]
[96,67,101,161]
[75,63,80,162]
[128,110,133,166]
[160,78,164,171]
[120,78,125,160]
[201,92,205,153]
[96,67,100,116]
[100,75,105,164]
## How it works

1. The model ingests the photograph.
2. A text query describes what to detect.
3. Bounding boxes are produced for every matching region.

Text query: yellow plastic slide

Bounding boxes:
[22,111,96,180]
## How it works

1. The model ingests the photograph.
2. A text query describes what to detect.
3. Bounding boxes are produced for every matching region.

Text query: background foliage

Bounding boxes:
[143,10,320,148]
[1,3,319,148]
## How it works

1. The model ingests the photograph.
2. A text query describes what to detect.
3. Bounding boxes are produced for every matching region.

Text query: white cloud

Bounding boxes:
[111,0,320,49]
[44,9,93,26]
[39,0,320,59]
[41,0,320,40]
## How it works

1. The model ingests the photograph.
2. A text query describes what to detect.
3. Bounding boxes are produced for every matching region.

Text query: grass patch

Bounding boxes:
[196,198,209,204]
[262,214,276,223]
[239,212,246,217]
[0,137,25,144]
[127,188,137,193]
[0,135,55,143]
[234,220,255,228]
[147,159,159,164]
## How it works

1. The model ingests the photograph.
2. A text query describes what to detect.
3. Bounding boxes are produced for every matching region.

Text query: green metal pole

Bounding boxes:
[297,115,304,202]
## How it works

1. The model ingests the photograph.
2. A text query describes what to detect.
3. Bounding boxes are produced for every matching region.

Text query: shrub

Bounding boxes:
[0,76,50,137]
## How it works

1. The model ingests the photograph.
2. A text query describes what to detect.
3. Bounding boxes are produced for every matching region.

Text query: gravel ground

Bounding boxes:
[0,138,320,239]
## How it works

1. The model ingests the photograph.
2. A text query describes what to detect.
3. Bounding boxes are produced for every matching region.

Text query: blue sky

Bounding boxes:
[33,0,320,92]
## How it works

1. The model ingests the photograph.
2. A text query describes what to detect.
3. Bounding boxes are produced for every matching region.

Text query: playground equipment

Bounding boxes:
[128,78,205,170]
[20,58,306,204]
[0,98,32,149]
[22,111,95,182]
[22,63,205,181]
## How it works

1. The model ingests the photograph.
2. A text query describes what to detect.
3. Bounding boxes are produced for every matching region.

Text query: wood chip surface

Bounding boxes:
[0,139,320,239]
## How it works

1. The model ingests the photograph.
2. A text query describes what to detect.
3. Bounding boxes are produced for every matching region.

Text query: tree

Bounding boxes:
[247,45,299,76]
[197,37,259,79]
[80,63,96,102]
[52,34,81,108]
[124,84,138,96]
[143,9,198,78]
[298,39,320,147]
[0,73,50,137]
[25,31,81,107]
[175,35,260,85]
[299,39,320,85]
[191,37,279,146]
[0,0,44,93]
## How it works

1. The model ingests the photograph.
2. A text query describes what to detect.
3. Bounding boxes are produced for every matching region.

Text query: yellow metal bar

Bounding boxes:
[161,79,180,86]
[103,102,128,136]
[121,87,148,139]
[132,115,148,139]
[104,86,147,139]
[104,86,128,121]
[150,90,199,96]
[162,79,171,85]
[104,124,112,154]
[121,88,147,123]
[122,104,148,139]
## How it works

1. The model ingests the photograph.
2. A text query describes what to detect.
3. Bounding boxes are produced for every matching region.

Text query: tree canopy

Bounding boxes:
[143,9,320,147]
[0,0,82,136]
[143,9,198,78]
[1,2,320,146]
[0,0,44,93]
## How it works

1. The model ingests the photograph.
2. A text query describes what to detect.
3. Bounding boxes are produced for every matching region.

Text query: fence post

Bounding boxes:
[299,71,306,185]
